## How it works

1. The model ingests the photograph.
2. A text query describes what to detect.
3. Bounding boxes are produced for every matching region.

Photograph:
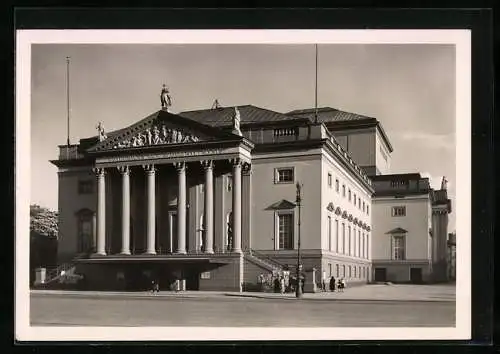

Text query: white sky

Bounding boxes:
[30,43,456,230]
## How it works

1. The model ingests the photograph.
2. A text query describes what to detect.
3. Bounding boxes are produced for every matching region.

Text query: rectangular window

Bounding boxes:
[348,226,352,256]
[392,206,406,217]
[275,167,294,184]
[78,180,93,194]
[200,271,211,279]
[362,201,365,212]
[354,266,356,278]
[353,193,356,205]
[349,265,352,278]
[336,264,340,278]
[353,227,356,257]
[342,184,346,197]
[358,266,361,279]
[358,197,361,209]
[328,173,332,187]
[390,180,408,187]
[328,263,332,277]
[367,205,370,215]
[367,233,370,259]
[335,179,339,192]
[392,234,406,260]
[342,223,346,254]
[358,230,361,258]
[362,233,365,258]
[278,213,294,250]
[348,189,351,201]
[335,219,339,253]
[328,216,332,251]
[342,265,346,277]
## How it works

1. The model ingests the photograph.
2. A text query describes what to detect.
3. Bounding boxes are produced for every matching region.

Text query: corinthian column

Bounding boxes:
[201,160,214,254]
[118,166,131,255]
[231,158,242,253]
[175,162,187,254]
[93,167,106,255]
[143,164,156,254]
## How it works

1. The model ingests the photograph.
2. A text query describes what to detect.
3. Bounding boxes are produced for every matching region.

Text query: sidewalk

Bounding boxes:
[31,284,455,303]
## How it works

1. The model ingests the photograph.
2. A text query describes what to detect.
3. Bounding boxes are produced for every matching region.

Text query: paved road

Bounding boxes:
[30,293,455,327]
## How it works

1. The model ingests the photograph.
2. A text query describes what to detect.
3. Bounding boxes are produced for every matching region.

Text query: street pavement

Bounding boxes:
[30,284,455,327]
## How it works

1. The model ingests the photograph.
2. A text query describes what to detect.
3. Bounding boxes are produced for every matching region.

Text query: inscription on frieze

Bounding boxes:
[98,148,225,164]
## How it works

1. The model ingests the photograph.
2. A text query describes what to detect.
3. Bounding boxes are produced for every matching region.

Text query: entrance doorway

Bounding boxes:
[410,267,423,283]
[374,267,387,282]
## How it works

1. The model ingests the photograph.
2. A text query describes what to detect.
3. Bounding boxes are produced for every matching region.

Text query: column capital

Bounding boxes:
[200,160,214,170]
[242,162,252,175]
[92,167,105,176]
[142,164,156,173]
[117,165,130,175]
[174,162,186,171]
[230,157,242,167]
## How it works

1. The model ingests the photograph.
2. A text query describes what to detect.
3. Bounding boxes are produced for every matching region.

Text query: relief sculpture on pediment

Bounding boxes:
[113,124,200,149]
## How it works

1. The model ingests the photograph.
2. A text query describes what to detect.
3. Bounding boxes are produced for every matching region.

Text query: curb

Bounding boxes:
[31,290,454,303]
[223,293,454,303]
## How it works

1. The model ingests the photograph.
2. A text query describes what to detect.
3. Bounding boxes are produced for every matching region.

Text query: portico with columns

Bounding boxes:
[65,108,254,291]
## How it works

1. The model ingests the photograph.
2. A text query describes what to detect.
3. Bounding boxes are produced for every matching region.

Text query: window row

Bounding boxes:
[328,263,370,280]
[327,172,369,216]
[327,216,370,259]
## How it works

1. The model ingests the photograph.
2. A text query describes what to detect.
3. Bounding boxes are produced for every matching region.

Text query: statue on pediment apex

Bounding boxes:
[160,84,172,110]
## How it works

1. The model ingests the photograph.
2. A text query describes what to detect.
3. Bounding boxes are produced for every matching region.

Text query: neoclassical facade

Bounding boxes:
[53,103,377,291]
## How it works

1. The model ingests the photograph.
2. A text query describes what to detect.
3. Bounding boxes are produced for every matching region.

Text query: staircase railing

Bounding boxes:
[43,252,87,284]
[247,249,288,270]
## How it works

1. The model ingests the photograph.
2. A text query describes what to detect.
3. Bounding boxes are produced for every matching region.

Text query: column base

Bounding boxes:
[204,249,214,254]
[176,250,187,255]
[120,250,131,255]
[232,248,242,253]
[144,251,157,255]
[95,251,107,256]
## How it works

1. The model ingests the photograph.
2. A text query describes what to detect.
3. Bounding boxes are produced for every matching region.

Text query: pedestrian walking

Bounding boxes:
[322,270,327,291]
[280,276,285,294]
[329,276,336,292]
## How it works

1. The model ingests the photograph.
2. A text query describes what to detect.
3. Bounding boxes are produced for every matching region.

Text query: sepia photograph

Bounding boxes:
[16,30,471,341]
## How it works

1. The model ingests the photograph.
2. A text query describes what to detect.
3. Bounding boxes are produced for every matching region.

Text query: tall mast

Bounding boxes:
[66,56,71,146]
[314,44,319,124]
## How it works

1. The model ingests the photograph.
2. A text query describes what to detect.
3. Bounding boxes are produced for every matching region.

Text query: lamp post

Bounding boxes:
[295,182,303,298]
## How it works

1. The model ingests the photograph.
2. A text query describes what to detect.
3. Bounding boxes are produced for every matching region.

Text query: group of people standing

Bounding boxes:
[322,276,346,292]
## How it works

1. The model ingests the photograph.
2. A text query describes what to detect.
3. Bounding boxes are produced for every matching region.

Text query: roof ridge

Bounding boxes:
[179,104,252,114]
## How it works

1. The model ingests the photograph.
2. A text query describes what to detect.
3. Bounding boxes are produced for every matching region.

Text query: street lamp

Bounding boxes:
[295,181,303,298]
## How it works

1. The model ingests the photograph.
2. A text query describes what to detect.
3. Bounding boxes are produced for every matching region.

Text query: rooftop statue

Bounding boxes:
[441,176,448,190]
[232,106,242,136]
[160,84,172,110]
[96,122,107,142]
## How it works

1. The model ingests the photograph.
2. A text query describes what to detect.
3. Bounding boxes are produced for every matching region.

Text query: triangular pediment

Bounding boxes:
[266,199,296,210]
[89,110,240,153]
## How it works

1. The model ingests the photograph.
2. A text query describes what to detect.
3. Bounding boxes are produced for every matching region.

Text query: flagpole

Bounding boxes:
[66,56,71,146]
[314,44,318,124]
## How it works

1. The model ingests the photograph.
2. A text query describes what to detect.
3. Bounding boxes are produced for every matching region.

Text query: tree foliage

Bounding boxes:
[30,204,58,238]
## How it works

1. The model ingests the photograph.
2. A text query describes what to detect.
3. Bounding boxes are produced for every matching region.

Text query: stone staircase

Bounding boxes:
[34,253,87,287]
[244,249,287,275]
